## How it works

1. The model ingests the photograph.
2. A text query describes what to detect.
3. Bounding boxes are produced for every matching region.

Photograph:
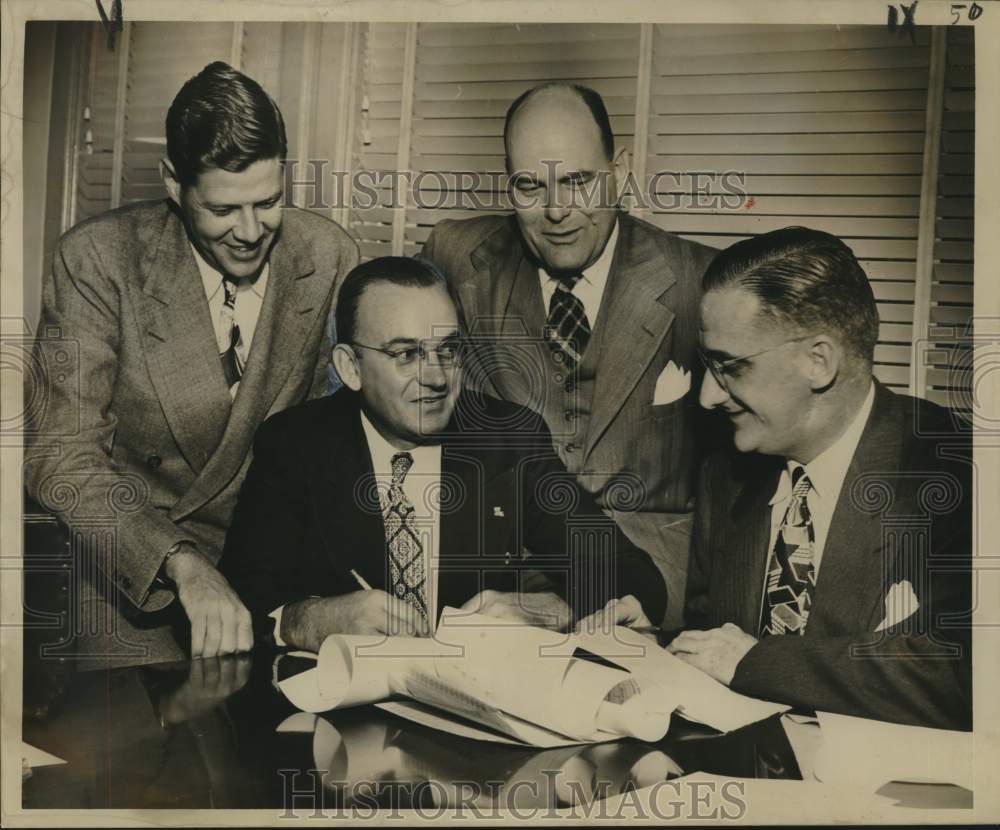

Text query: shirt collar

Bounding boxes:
[190,242,269,300]
[542,216,619,289]
[359,409,441,475]
[769,381,876,505]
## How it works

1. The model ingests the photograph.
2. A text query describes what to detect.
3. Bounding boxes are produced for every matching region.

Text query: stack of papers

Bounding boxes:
[277,610,788,746]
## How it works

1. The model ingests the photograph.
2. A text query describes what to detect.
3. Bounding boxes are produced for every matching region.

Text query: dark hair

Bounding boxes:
[702,227,880,365]
[336,257,450,347]
[503,82,615,164]
[166,61,287,186]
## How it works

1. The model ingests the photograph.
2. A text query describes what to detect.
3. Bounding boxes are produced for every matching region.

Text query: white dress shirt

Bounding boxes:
[191,242,269,360]
[538,218,619,325]
[270,412,444,646]
[764,381,876,587]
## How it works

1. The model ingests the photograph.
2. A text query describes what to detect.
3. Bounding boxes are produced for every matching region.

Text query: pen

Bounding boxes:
[350,568,373,591]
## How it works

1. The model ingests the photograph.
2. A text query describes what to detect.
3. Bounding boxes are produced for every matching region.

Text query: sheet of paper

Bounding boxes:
[22,742,66,768]
[376,700,613,748]
[813,711,974,791]
[574,626,789,731]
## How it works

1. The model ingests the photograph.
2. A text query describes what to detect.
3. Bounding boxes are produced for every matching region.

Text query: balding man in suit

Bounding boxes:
[600,227,972,729]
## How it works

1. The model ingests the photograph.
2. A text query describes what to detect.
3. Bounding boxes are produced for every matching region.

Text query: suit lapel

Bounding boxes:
[470,219,545,401]
[172,219,327,519]
[809,383,900,635]
[311,398,388,593]
[731,459,782,633]
[136,205,231,472]
[585,215,678,460]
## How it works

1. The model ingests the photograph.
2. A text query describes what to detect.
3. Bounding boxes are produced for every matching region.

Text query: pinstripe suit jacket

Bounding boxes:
[687,382,972,729]
[24,200,358,659]
[422,213,717,626]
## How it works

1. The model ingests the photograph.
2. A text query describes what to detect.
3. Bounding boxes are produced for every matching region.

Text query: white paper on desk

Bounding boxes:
[813,711,973,791]
[574,626,788,732]
[22,742,66,768]
[434,610,670,742]
[376,700,617,747]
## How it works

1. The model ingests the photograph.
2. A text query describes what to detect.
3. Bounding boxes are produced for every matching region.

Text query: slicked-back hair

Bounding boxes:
[503,82,615,166]
[336,257,450,348]
[702,226,880,366]
[166,61,287,186]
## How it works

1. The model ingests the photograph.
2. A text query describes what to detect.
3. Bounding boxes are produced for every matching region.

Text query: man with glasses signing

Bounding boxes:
[593,227,971,729]
[219,257,666,651]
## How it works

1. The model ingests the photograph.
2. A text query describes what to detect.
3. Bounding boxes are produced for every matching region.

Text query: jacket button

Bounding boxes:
[564,379,576,393]
[565,443,577,453]
[146,454,162,469]
[563,410,575,422]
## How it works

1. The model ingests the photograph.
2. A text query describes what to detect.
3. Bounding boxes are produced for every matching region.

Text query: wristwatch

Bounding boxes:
[152,540,196,590]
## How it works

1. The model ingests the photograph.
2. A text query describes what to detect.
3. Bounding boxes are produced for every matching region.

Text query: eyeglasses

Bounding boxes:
[350,339,463,372]
[697,334,815,392]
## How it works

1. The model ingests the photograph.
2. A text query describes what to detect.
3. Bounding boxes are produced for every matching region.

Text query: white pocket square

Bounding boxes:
[875,579,919,632]
[653,361,691,405]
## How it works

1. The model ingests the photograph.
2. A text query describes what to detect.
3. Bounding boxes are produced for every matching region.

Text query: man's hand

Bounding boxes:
[667,623,757,686]
[157,654,252,726]
[575,595,652,637]
[281,591,431,652]
[459,590,572,630]
[165,547,253,658]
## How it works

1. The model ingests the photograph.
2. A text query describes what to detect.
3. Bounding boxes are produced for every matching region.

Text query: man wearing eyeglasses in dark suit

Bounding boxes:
[219,257,666,651]
[593,227,971,730]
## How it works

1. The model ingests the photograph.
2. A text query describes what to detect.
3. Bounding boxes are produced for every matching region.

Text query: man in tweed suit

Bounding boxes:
[422,83,716,626]
[24,62,358,665]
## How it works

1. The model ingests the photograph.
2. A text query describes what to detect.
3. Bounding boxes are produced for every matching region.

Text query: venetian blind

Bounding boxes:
[350,23,641,260]
[925,27,974,413]
[644,23,933,395]
[72,22,284,221]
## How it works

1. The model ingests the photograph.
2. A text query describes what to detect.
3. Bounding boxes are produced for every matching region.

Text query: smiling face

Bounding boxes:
[166,157,283,280]
[347,282,462,448]
[506,91,626,276]
[698,286,816,459]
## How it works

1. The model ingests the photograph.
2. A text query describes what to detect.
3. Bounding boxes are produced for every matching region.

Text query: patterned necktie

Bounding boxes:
[380,452,429,621]
[218,276,246,391]
[760,466,816,637]
[544,275,591,372]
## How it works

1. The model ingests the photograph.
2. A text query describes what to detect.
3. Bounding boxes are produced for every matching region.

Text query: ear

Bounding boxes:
[160,159,182,207]
[804,334,840,391]
[611,146,630,204]
[332,343,362,392]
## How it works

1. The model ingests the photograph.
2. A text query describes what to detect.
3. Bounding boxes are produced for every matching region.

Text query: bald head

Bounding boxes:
[502,82,627,276]
[503,83,614,170]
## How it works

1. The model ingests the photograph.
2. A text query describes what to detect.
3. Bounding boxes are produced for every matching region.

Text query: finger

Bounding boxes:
[236,609,254,653]
[201,607,224,659]
[235,654,252,689]
[202,653,222,692]
[218,604,240,656]
[189,606,207,659]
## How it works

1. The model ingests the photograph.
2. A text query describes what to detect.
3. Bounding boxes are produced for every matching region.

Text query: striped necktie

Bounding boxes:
[218,276,246,392]
[760,466,816,637]
[380,452,429,622]
[544,274,591,372]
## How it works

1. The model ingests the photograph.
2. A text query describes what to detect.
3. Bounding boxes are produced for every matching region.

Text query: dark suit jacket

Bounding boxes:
[686,382,972,730]
[220,390,668,640]
[24,199,358,661]
[422,213,717,627]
